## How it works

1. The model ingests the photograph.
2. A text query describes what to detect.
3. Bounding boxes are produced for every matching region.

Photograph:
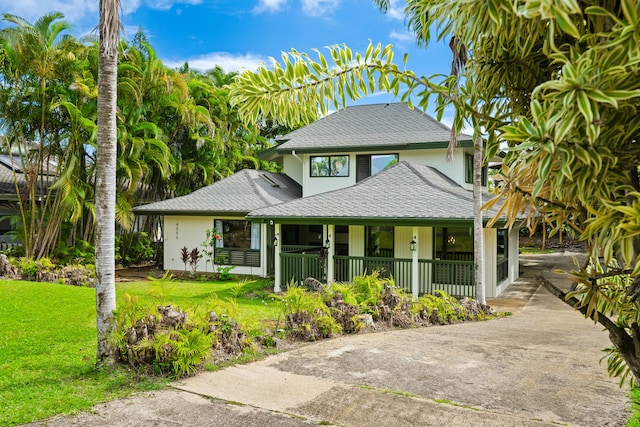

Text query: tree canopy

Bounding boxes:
[0,13,277,262]
[229,0,640,383]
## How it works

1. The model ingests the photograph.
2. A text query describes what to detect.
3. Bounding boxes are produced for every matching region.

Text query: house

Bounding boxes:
[134,102,519,298]
[0,153,56,250]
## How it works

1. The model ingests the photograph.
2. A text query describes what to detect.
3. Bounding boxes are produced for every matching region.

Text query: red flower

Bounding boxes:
[215,234,221,240]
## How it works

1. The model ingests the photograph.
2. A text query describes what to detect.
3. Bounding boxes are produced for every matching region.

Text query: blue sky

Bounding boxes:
[0,0,455,116]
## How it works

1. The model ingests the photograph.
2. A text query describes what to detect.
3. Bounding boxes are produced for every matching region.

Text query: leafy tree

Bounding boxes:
[0,12,85,259]
[230,0,640,384]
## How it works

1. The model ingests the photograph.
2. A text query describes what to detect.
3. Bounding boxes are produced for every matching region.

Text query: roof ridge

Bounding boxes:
[244,169,272,206]
[402,161,473,202]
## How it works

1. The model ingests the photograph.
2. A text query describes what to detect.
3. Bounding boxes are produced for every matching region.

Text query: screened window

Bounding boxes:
[366,226,394,258]
[310,155,349,177]
[214,220,260,249]
[434,227,473,261]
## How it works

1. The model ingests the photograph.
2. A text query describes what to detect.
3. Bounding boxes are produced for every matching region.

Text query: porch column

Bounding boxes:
[260,223,267,277]
[326,224,335,284]
[274,223,282,292]
[411,226,419,299]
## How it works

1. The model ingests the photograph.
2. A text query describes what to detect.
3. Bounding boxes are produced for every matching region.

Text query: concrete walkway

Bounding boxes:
[29,253,630,426]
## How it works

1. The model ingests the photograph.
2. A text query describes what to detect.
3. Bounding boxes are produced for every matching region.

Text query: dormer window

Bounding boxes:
[310,155,349,177]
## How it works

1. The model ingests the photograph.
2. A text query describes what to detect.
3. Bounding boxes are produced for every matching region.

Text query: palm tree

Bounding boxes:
[0,12,79,259]
[96,0,120,364]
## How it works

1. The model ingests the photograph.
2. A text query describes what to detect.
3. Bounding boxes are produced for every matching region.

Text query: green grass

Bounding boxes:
[0,277,281,426]
[117,277,281,326]
[519,245,555,254]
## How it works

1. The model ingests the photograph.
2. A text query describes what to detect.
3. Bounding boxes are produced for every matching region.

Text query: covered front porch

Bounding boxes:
[271,223,517,299]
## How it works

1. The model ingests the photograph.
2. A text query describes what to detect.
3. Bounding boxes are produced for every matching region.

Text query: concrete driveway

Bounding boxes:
[29,253,630,426]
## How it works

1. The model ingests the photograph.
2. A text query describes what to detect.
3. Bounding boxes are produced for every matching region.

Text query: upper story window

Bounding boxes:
[356,153,398,182]
[310,155,349,177]
[464,153,487,186]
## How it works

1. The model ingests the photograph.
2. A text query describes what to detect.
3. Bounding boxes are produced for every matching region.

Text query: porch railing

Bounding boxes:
[279,254,477,298]
[334,255,412,292]
[281,245,321,253]
[418,259,475,298]
[215,248,260,267]
[281,252,326,286]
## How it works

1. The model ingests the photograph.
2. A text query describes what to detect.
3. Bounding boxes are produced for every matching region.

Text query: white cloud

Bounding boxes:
[164,52,268,73]
[389,30,414,47]
[253,0,288,14]
[146,0,202,11]
[0,0,98,27]
[253,0,340,17]
[385,0,405,20]
[301,0,340,16]
[0,0,201,29]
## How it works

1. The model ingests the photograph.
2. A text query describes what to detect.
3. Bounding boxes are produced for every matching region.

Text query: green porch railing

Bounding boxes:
[281,252,326,286]
[334,255,412,292]
[280,254,477,298]
[215,248,260,267]
[497,257,509,283]
[281,245,321,253]
[418,259,475,298]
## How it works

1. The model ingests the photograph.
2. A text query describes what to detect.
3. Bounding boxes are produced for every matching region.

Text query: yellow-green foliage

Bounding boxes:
[412,291,467,324]
[110,295,216,378]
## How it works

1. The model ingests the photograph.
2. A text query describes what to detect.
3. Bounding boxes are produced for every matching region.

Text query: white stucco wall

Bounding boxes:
[483,228,498,298]
[418,227,433,260]
[163,215,267,276]
[164,215,214,272]
[349,225,364,257]
[400,147,472,190]
[394,226,414,259]
[283,155,303,185]
[508,227,520,281]
[284,147,476,198]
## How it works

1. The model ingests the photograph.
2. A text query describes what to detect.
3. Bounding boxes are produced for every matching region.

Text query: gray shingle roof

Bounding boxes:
[133,169,302,215]
[273,102,472,153]
[247,161,498,223]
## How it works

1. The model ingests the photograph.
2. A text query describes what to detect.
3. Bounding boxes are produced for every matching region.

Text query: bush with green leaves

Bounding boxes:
[116,232,155,267]
[16,257,56,281]
[274,272,500,341]
[411,291,468,325]
[53,239,95,264]
[110,295,216,377]
[272,280,341,341]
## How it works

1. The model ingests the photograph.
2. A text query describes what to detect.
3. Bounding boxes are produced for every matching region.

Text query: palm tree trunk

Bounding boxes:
[95,0,120,364]
[473,135,486,305]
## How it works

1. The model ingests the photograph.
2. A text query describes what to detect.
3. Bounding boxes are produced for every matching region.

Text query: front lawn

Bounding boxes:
[0,277,279,426]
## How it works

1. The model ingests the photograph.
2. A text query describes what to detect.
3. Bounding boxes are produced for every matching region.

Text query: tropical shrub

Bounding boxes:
[273,280,341,340]
[110,296,216,377]
[54,240,95,264]
[116,232,155,266]
[412,291,468,325]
